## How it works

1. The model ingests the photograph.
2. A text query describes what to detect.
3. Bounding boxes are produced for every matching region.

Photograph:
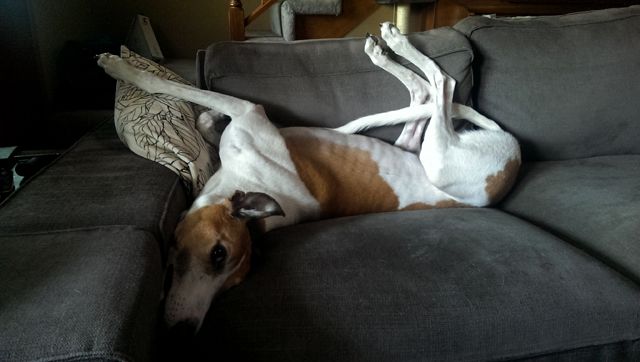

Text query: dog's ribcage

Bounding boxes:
[281,127,451,217]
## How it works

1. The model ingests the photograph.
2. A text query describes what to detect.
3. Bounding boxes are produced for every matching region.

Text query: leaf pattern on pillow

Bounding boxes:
[113,46,217,196]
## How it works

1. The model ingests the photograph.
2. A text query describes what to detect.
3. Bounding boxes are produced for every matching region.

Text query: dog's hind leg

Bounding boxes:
[97,53,255,119]
[334,101,500,134]
[378,22,520,205]
[334,104,433,133]
[364,34,430,106]
[363,34,430,152]
[380,23,444,95]
[380,23,463,197]
[379,23,502,132]
[335,30,501,139]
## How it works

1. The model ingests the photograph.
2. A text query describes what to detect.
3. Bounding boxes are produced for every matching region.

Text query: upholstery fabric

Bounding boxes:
[194,49,207,89]
[162,58,198,85]
[500,155,640,284]
[193,209,640,361]
[269,1,284,38]
[454,6,640,161]
[204,28,473,143]
[268,0,342,41]
[280,1,296,41]
[0,227,162,362]
[377,0,435,3]
[0,122,188,250]
[115,46,215,196]
[285,0,341,15]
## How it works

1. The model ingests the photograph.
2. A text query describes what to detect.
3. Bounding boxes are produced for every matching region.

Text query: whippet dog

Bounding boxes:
[97,23,520,336]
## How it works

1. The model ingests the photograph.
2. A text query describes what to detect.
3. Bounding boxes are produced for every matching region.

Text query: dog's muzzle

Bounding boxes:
[168,318,199,341]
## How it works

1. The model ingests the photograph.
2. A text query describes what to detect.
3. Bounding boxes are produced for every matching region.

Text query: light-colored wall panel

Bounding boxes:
[346,5,394,38]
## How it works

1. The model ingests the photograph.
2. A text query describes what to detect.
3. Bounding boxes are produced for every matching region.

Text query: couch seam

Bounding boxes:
[208,49,472,79]
[0,120,188,245]
[211,34,471,54]
[0,120,111,209]
[18,350,133,362]
[461,12,640,39]
[156,176,182,247]
[491,336,640,361]
[0,224,155,239]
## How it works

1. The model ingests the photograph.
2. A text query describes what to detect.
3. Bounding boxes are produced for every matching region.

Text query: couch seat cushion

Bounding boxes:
[0,122,188,249]
[193,209,640,361]
[0,227,162,362]
[500,155,640,284]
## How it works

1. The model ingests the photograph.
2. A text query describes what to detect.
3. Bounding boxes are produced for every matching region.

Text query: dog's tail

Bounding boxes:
[334,103,502,134]
[334,104,431,134]
[452,104,502,131]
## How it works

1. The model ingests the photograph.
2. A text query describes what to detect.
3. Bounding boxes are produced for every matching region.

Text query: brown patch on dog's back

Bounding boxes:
[284,133,400,218]
[402,202,432,211]
[485,158,521,204]
[402,199,470,211]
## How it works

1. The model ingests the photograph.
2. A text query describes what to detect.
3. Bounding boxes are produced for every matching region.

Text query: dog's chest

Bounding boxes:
[215,119,320,229]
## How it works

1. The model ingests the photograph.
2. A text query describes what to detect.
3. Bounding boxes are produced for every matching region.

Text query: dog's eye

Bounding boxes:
[211,244,227,271]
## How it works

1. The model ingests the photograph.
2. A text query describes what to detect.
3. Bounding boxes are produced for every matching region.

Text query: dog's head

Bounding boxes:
[164,190,284,336]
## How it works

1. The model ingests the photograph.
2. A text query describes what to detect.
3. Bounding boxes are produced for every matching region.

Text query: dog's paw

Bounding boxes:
[380,22,407,50]
[197,111,215,131]
[197,111,227,146]
[96,53,132,80]
[364,33,389,66]
[96,53,121,70]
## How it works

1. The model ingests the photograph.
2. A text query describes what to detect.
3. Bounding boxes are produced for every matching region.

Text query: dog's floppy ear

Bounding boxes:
[230,190,285,219]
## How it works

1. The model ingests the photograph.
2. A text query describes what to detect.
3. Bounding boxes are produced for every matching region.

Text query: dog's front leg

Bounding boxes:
[97,53,256,119]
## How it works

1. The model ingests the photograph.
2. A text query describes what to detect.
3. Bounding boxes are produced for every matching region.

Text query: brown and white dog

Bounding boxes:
[97,23,520,336]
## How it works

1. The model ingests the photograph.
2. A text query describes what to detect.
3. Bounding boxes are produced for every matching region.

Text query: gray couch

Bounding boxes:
[1,6,639,361]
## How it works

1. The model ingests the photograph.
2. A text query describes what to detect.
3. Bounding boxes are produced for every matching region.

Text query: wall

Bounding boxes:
[346,6,395,38]
[27,0,233,111]
[0,0,236,145]
[0,0,392,146]
[0,0,45,146]
[23,0,392,110]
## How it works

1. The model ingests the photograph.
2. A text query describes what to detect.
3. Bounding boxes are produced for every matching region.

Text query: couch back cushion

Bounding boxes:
[201,28,473,143]
[455,6,640,161]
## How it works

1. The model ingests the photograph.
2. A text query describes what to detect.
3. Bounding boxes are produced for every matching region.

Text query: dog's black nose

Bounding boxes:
[168,319,199,342]
[162,319,199,360]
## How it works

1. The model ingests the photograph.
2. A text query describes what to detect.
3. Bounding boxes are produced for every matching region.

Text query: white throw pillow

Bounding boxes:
[113,46,216,196]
